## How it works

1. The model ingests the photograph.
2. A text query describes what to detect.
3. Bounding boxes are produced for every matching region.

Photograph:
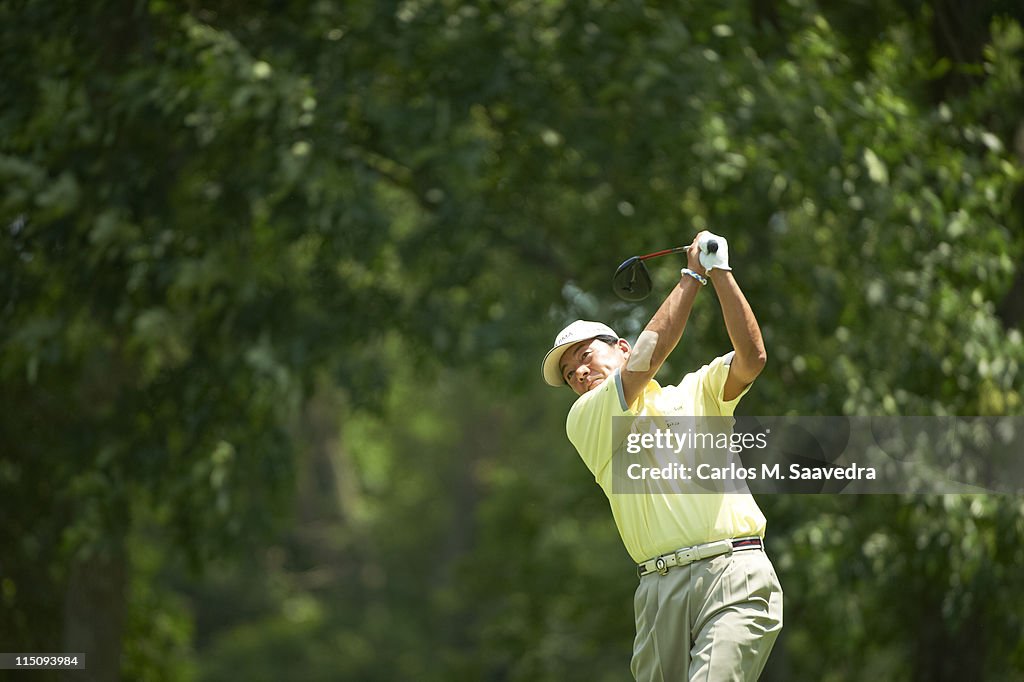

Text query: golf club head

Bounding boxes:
[612,257,652,301]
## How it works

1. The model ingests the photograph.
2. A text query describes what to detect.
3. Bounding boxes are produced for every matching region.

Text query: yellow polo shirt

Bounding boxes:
[566,352,767,564]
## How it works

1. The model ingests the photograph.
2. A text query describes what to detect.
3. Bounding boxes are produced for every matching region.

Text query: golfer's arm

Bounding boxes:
[709,270,767,401]
[620,276,703,407]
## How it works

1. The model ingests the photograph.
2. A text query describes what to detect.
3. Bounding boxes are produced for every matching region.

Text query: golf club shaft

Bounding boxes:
[637,246,687,261]
[637,240,717,261]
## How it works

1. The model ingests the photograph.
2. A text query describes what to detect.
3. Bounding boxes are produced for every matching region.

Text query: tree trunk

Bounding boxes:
[62,538,127,682]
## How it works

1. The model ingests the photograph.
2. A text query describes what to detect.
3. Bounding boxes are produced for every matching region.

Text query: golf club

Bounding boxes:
[613,240,718,301]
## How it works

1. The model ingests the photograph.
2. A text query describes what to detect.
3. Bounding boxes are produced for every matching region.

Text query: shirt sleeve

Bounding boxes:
[565,369,632,478]
[697,351,753,416]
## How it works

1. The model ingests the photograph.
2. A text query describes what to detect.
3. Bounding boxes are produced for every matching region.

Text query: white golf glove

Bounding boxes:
[698,232,731,272]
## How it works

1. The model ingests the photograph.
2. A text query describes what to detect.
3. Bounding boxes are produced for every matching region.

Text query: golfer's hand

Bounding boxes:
[686,231,711,276]
[698,231,731,272]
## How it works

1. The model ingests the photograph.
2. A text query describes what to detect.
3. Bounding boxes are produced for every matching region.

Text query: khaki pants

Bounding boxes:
[631,548,783,681]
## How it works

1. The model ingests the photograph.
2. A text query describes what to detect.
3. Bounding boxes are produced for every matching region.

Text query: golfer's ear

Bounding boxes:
[617,339,631,354]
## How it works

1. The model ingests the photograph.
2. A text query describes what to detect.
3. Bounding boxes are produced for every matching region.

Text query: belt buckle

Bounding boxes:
[655,556,669,576]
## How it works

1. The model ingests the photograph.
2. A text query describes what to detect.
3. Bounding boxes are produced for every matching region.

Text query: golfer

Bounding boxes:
[541,231,782,681]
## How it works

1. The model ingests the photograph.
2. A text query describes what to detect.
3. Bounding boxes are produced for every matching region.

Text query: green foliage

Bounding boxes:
[2,0,1023,680]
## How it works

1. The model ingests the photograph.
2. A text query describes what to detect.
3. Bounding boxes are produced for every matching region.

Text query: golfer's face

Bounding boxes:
[561,338,627,396]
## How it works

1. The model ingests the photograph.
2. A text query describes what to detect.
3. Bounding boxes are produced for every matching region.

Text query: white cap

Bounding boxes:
[541,320,619,387]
